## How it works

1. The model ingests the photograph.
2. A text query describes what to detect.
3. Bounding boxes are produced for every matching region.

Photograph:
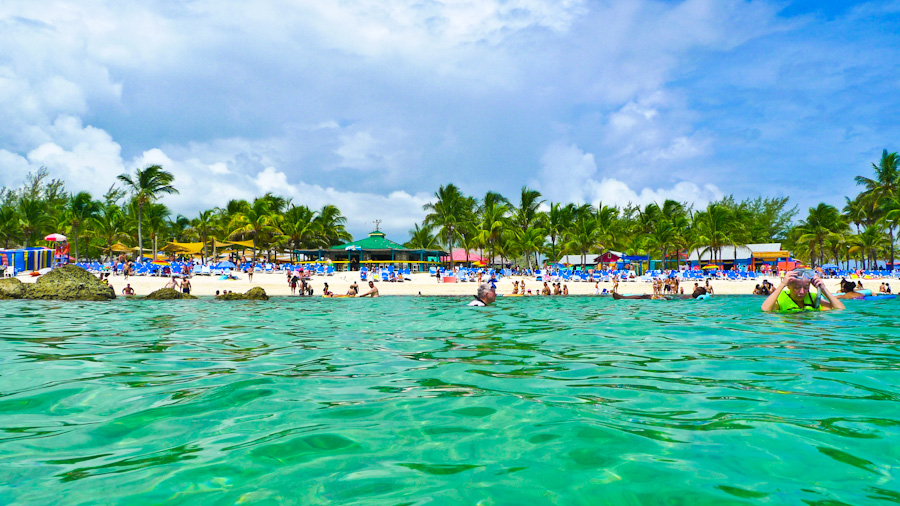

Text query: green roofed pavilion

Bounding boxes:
[311,230,446,269]
[328,230,407,251]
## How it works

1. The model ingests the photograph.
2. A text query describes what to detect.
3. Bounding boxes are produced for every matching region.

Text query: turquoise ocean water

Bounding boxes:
[1,296,898,505]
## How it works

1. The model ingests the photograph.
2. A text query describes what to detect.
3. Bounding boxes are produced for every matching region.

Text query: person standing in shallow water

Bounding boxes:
[761,269,845,312]
[358,281,379,297]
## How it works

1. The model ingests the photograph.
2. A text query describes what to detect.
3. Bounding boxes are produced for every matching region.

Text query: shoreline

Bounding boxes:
[13,271,870,298]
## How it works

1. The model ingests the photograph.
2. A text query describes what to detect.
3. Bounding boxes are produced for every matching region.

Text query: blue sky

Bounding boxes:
[1,0,899,239]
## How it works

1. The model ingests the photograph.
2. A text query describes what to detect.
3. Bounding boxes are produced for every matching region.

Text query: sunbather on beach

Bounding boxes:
[358,281,379,297]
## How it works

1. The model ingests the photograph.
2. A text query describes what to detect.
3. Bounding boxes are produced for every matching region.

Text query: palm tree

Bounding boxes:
[228,198,279,260]
[850,225,889,269]
[405,223,438,249]
[189,209,218,263]
[169,214,191,242]
[64,191,99,261]
[513,226,546,269]
[314,205,352,247]
[855,149,900,266]
[0,206,21,248]
[117,165,178,259]
[645,220,678,269]
[546,202,574,263]
[692,204,731,265]
[90,203,127,260]
[18,197,52,247]
[281,205,320,259]
[565,215,600,268]
[512,186,544,232]
[423,184,473,269]
[143,203,171,259]
[478,193,510,265]
[796,203,845,266]
[880,195,900,269]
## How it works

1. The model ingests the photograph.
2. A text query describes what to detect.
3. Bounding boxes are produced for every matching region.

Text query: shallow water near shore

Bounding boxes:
[1,296,898,505]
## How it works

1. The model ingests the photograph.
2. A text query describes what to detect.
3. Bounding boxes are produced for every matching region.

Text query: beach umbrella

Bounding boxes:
[701,265,719,270]
[44,233,67,242]
[821,263,838,270]
[217,261,236,269]
[345,245,361,250]
[151,260,170,266]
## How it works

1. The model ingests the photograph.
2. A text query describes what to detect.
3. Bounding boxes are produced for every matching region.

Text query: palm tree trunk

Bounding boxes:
[73,229,79,262]
[890,227,895,269]
[447,228,455,269]
[137,204,144,260]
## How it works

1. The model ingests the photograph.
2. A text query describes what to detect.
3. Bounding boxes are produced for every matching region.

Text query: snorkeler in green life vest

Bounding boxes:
[761,269,846,312]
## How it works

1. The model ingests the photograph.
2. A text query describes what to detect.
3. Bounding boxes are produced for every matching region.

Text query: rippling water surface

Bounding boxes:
[1,296,899,505]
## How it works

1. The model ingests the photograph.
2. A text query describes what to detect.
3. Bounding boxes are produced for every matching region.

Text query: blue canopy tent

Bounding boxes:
[619,254,650,275]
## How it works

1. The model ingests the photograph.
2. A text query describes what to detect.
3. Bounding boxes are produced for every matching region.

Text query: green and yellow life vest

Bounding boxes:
[776,287,820,312]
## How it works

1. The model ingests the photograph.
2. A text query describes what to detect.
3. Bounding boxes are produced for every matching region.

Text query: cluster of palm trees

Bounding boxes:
[415,149,900,270]
[414,184,797,269]
[788,149,900,270]
[0,166,352,262]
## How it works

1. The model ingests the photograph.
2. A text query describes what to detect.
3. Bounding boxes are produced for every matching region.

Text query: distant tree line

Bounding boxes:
[0,166,352,262]
[1,149,897,269]
[410,149,900,270]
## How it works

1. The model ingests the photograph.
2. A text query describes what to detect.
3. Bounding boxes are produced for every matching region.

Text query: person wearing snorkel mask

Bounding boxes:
[761,269,845,312]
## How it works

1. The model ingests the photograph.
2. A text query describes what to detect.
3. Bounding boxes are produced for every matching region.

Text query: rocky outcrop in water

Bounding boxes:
[216,287,269,300]
[0,278,25,299]
[24,265,115,301]
[244,287,269,300]
[145,288,197,300]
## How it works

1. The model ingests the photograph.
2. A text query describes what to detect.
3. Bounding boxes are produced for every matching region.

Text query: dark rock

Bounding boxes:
[216,292,246,300]
[0,278,25,299]
[24,264,115,301]
[216,287,269,300]
[145,288,197,300]
[244,287,269,300]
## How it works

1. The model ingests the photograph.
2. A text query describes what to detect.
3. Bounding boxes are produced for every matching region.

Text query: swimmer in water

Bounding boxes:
[761,269,845,312]
[836,279,864,300]
[467,282,497,306]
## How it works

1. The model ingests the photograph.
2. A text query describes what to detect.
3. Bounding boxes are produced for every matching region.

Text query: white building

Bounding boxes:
[687,243,791,266]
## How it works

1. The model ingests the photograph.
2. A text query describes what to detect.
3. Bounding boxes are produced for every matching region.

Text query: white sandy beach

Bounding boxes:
[14,270,861,297]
